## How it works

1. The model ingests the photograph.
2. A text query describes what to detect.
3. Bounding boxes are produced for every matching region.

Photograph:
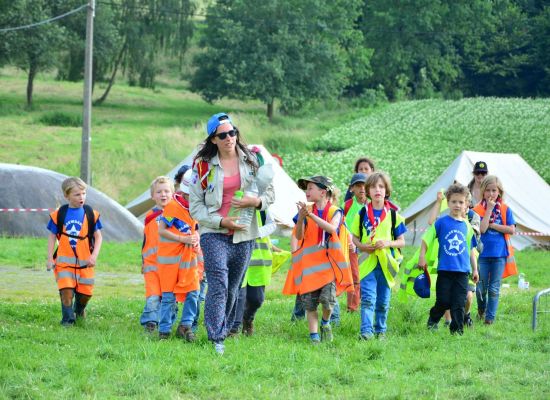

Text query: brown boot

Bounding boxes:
[176,325,196,342]
[242,319,254,336]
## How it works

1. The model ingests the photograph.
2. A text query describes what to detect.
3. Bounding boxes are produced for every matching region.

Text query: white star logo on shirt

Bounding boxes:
[447,234,463,252]
[66,224,80,245]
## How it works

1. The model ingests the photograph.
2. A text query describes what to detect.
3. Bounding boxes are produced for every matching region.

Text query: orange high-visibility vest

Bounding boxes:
[283,206,353,296]
[473,202,517,278]
[50,207,99,296]
[142,209,162,298]
[157,199,200,302]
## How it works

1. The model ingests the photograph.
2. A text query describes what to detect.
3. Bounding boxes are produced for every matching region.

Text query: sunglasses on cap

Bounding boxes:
[214,129,238,140]
[474,171,487,176]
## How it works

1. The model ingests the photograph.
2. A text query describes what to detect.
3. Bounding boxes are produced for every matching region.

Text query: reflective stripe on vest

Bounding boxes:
[142,246,158,258]
[157,255,182,265]
[179,257,198,270]
[143,265,158,273]
[56,270,94,285]
[56,256,88,267]
[283,205,353,296]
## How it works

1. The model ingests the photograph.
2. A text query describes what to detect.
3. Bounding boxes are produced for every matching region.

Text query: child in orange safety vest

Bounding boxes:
[157,169,202,341]
[46,177,103,326]
[140,176,174,332]
[283,175,353,344]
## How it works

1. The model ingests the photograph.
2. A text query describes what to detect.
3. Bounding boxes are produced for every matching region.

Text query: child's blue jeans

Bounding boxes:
[180,290,199,327]
[360,265,391,335]
[140,295,160,326]
[476,257,506,322]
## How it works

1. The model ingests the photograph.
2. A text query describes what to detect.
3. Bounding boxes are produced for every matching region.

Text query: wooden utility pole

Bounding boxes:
[80,0,95,184]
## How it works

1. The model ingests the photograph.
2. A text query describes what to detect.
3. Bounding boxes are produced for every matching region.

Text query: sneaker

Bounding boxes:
[427,318,439,331]
[375,332,386,341]
[320,324,333,342]
[477,310,485,321]
[227,328,239,338]
[214,341,225,355]
[359,333,374,341]
[144,322,157,333]
[443,320,451,327]
[61,321,75,328]
[159,332,170,340]
[176,325,196,342]
[464,313,473,328]
[310,337,321,345]
[242,319,254,336]
[484,319,494,325]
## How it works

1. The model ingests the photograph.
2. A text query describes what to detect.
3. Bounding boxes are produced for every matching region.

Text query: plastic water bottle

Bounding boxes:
[238,181,258,227]
[228,190,243,218]
[518,273,525,289]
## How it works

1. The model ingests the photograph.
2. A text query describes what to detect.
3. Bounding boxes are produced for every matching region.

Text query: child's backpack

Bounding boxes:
[53,204,96,259]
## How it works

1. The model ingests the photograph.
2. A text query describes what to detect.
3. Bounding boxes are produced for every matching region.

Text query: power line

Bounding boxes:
[0,3,89,33]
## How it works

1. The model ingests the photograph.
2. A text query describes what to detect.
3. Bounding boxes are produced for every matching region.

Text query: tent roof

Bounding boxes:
[402,151,550,249]
[0,163,143,241]
[125,145,305,228]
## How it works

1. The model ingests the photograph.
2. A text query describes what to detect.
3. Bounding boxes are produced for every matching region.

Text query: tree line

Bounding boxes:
[1,0,549,119]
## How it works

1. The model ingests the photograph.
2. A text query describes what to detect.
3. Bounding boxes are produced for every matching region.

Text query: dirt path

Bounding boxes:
[0,266,144,299]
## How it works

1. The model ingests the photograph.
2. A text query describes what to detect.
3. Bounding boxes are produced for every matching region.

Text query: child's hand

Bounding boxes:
[486,198,496,210]
[88,255,97,267]
[296,202,310,220]
[183,234,199,246]
[436,191,444,202]
[46,261,55,271]
[348,241,356,252]
[472,270,479,284]
[418,256,427,269]
[374,240,390,249]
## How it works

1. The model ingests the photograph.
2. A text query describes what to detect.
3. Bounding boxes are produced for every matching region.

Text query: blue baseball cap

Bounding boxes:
[206,112,233,136]
[349,173,368,186]
[413,268,431,299]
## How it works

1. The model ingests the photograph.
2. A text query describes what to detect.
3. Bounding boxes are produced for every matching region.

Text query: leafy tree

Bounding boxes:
[1,0,66,107]
[191,0,371,120]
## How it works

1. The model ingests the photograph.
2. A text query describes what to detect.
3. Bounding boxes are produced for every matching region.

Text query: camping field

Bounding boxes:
[1,69,550,398]
[0,237,549,399]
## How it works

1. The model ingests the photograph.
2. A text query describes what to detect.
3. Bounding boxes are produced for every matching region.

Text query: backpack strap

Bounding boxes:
[192,159,210,191]
[358,206,367,242]
[391,208,396,241]
[53,205,69,260]
[83,204,96,253]
[343,198,353,217]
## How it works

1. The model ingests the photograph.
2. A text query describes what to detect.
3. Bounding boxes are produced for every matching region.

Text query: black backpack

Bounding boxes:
[53,204,96,261]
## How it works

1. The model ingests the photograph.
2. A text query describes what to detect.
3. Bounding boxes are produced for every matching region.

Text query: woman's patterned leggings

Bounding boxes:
[200,233,254,342]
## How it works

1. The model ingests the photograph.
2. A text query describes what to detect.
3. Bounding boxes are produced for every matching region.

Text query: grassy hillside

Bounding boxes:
[2,68,548,210]
[281,98,550,207]
[0,68,363,205]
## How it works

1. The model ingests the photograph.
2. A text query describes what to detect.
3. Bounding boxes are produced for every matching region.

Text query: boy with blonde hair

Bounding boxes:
[47,177,103,326]
[420,183,479,335]
[140,176,174,332]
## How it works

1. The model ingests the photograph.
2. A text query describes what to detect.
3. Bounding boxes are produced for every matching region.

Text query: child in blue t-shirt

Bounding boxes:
[419,183,479,335]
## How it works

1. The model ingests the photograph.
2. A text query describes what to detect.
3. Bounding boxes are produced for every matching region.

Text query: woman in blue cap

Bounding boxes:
[189,112,274,355]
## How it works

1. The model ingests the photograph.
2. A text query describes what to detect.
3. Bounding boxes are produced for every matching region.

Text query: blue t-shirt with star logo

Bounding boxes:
[47,206,103,249]
[430,215,476,273]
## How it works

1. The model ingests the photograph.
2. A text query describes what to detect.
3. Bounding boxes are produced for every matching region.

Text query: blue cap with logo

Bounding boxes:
[413,268,431,298]
[206,112,233,136]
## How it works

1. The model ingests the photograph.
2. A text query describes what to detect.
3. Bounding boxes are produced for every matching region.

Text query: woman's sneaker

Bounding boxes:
[214,341,225,355]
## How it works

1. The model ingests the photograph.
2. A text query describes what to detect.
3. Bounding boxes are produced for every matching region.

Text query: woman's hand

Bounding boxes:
[220,216,247,231]
[231,195,260,209]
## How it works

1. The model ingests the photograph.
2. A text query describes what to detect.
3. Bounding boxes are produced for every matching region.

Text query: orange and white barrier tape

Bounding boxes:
[407,227,549,237]
[0,208,54,212]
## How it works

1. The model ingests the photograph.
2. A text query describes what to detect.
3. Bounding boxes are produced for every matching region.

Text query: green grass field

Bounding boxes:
[1,238,549,399]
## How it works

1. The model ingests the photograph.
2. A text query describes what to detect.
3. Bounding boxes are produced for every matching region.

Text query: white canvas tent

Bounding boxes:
[125,145,305,230]
[402,151,550,250]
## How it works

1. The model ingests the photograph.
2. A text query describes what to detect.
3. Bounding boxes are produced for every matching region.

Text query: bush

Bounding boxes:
[39,111,82,127]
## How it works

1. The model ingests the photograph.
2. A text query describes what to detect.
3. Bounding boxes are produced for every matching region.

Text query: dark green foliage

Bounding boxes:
[39,111,82,127]
[191,0,372,119]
